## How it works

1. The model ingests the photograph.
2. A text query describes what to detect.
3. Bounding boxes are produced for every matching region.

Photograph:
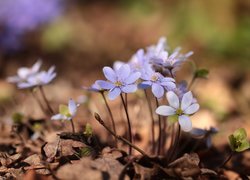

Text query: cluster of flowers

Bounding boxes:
[90,37,199,132]
[7,60,56,89]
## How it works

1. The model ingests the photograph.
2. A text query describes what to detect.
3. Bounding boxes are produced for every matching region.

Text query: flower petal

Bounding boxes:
[178,115,192,132]
[138,81,152,89]
[68,99,77,116]
[108,88,121,100]
[103,67,117,82]
[125,72,141,84]
[166,91,179,109]
[31,60,42,73]
[96,80,115,89]
[184,103,199,115]
[152,83,164,98]
[117,64,130,80]
[51,114,67,120]
[181,91,193,110]
[156,105,176,116]
[121,84,137,93]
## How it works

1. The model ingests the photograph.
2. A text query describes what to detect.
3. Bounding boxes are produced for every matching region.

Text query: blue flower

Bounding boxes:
[150,47,193,76]
[17,66,56,89]
[97,64,141,100]
[139,67,176,98]
[156,91,199,132]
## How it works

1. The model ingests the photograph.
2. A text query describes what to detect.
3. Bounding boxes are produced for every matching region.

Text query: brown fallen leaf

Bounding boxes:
[21,170,52,180]
[23,154,50,175]
[43,139,85,160]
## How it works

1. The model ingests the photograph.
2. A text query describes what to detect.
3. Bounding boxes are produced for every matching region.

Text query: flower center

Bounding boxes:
[115,81,122,86]
[151,74,159,81]
[176,108,183,116]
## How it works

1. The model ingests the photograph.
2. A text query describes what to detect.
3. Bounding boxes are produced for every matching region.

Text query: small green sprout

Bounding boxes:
[80,146,92,157]
[194,69,209,79]
[84,123,93,137]
[229,128,250,152]
[12,112,23,124]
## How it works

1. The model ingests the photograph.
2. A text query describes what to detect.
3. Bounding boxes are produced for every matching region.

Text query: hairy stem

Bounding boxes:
[101,92,118,147]
[120,94,132,155]
[219,151,234,168]
[30,89,48,115]
[70,118,75,133]
[155,98,162,156]
[39,86,54,114]
[169,124,181,163]
[144,90,155,154]
[94,113,148,157]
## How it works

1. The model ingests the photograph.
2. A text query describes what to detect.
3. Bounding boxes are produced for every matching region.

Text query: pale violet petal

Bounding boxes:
[156,105,176,116]
[121,84,137,93]
[125,72,141,84]
[117,64,130,80]
[7,76,21,83]
[152,83,164,98]
[17,68,29,79]
[178,115,192,132]
[139,81,152,88]
[17,82,34,89]
[103,67,117,82]
[31,60,42,73]
[166,91,180,109]
[51,114,67,120]
[96,80,115,89]
[181,91,193,110]
[184,103,199,115]
[108,88,121,100]
[68,99,77,116]
[113,61,125,71]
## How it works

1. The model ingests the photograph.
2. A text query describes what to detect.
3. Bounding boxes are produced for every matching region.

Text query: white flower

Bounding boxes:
[156,91,199,132]
[17,66,56,89]
[7,60,42,83]
[51,99,78,121]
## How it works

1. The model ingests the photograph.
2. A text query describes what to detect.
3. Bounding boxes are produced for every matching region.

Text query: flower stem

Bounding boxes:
[188,75,196,90]
[144,90,155,154]
[120,94,132,155]
[70,118,75,133]
[39,86,54,114]
[169,124,181,163]
[30,89,48,115]
[155,98,162,156]
[219,151,234,168]
[101,92,118,147]
[94,113,148,157]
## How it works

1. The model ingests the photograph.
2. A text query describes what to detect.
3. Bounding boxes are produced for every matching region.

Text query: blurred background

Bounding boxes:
[0,0,250,144]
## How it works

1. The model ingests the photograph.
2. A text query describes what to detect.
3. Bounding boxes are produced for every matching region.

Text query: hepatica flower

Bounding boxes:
[7,60,42,84]
[17,66,56,89]
[150,47,193,76]
[228,128,250,152]
[97,64,141,100]
[139,67,176,98]
[51,99,78,121]
[156,91,199,132]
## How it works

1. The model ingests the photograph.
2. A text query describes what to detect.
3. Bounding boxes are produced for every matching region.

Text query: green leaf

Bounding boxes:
[194,69,209,79]
[12,112,23,124]
[80,147,92,157]
[235,139,250,152]
[228,128,250,152]
[84,123,93,136]
[168,115,178,125]
[233,128,247,140]
[59,104,70,117]
[228,134,236,151]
